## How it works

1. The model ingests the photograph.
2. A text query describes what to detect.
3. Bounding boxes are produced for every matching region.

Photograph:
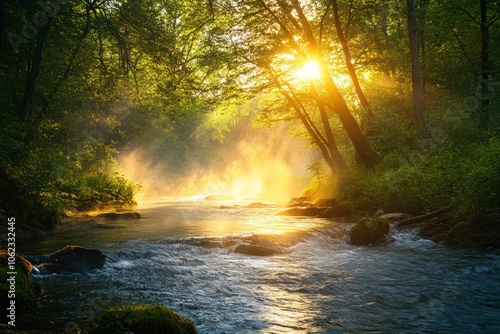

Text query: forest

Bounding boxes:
[1,0,499,230]
[1,0,500,333]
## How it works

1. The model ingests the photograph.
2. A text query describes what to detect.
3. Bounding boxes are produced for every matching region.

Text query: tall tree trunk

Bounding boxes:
[18,18,52,120]
[292,0,378,168]
[406,0,426,130]
[317,101,347,170]
[418,0,429,93]
[331,0,373,118]
[479,0,490,128]
[270,71,346,172]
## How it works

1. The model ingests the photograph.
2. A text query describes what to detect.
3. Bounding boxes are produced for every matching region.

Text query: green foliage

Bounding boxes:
[328,134,500,216]
[81,305,198,334]
[0,266,43,313]
[302,160,338,201]
[451,137,500,218]
[64,173,139,212]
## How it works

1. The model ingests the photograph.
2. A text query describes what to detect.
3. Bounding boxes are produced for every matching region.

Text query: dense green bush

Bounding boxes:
[62,173,139,212]
[451,137,500,218]
[330,135,500,216]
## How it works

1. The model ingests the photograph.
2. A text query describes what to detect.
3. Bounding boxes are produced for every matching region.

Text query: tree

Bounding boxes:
[406,0,426,130]
[224,0,378,169]
[331,0,373,119]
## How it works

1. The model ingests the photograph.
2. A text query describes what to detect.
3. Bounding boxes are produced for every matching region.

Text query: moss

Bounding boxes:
[80,305,198,334]
[372,218,390,235]
[349,218,390,245]
[0,265,43,314]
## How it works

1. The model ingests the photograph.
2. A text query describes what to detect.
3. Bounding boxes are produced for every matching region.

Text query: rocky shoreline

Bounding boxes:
[283,197,500,250]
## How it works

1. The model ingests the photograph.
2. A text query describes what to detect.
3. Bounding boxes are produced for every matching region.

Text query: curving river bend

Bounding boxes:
[19,198,500,333]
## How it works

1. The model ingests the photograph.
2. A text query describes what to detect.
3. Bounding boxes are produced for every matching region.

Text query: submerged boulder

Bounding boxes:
[232,244,278,256]
[37,245,106,274]
[349,218,390,245]
[230,236,284,256]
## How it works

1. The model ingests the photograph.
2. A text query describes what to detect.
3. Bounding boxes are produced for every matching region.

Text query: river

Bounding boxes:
[18,197,500,333]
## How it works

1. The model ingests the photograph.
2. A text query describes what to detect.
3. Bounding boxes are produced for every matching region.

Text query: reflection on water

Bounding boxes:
[18,199,500,333]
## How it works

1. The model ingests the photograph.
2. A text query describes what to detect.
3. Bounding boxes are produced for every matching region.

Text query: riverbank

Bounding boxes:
[418,211,500,249]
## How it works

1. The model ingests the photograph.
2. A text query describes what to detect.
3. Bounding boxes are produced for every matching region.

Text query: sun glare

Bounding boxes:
[299,61,321,80]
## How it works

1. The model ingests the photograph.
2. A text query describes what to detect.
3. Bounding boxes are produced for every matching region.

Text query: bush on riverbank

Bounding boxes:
[306,135,500,219]
[0,165,139,231]
[61,173,139,212]
[78,305,198,334]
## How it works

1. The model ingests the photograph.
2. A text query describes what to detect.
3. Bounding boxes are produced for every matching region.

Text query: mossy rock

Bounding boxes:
[79,305,198,334]
[349,218,390,245]
[38,245,106,274]
[0,250,33,277]
[0,252,43,314]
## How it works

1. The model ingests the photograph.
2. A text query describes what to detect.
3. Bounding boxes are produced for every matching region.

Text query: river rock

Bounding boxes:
[0,250,33,277]
[37,245,106,274]
[349,218,390,245]
[231,236,283,256]
[276,207,325,217]
[97,212,141,220]
[287,196,313,207]
[314,198,338,207]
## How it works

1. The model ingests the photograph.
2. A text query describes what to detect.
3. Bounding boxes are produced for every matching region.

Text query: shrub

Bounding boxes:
[451,137,500,218]
[64,173,140,211]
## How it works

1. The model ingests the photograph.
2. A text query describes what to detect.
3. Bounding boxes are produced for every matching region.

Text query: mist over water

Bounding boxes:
[119,126,318,202]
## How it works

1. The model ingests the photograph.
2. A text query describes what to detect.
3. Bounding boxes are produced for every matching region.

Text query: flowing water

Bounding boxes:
[18,198,500,333]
